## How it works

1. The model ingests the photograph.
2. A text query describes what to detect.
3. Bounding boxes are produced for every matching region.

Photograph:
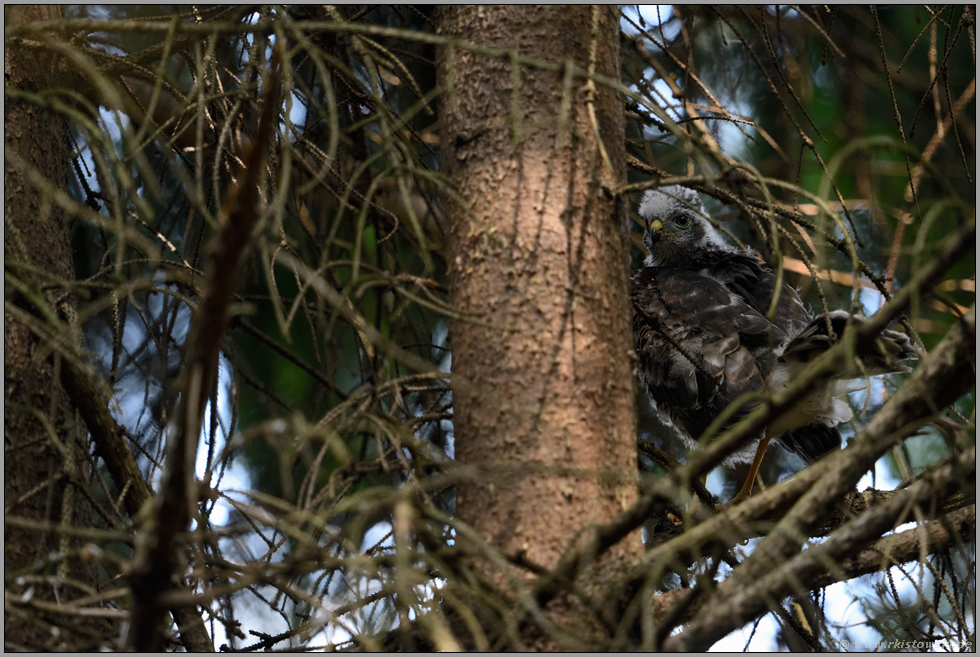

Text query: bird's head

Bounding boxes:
[638,186,730,267]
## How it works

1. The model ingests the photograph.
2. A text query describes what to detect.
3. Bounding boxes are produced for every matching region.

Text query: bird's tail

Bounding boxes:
[781,422,843,465]
[779,310,918,374]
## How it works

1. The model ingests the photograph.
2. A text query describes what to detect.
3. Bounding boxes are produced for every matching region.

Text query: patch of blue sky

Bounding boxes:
[287,91,308,132]
[832,555,962,652]
[432,320,451,374]
[443,425,455,460]
[813,60,835,91]
[74,108,131,191]
[710,611,782,651]
[769,6,800,20]
[621,5,680,43]
[98,105,130,148]
[64,6,128,57]
[362,520,394,553]
[620,7,758,157]
[210,579,296,648]
[715,104,757,161]
[858,284,883,315]
[826,576,895,650]
[855,452,901,493]
[619,6,683,128]
[709,530,924,651]
[844,286,902,458]
[641,76,685,124]
[201,504,356,648]
[704,468,727,499]
[194,353,247,528]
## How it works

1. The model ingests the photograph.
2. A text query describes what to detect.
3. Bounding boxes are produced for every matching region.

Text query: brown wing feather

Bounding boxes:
[631,266,772,443]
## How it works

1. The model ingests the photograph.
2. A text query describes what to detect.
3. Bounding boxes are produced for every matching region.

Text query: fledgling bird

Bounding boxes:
[631,186,917,503]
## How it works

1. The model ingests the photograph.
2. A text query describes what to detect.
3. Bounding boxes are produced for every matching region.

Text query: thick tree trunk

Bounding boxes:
[436,3,640,607]
[4,5,105,650]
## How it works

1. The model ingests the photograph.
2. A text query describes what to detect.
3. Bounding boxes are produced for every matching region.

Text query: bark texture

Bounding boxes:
[436,5,641,580]
[4,5,104,649]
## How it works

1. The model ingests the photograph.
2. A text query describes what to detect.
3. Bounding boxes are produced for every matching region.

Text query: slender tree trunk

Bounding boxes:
[4,5,104,649]
[436,5,641,635]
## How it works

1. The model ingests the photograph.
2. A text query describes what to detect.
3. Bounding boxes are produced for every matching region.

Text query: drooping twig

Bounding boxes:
[6,279,214,651]
[664,447,976,651]
[125,46,283,652]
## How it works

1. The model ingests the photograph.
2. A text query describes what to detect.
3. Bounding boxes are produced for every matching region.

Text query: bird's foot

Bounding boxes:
[715,479,755,511]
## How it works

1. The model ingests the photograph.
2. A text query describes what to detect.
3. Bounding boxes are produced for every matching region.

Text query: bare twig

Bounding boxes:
[125,46,283,653]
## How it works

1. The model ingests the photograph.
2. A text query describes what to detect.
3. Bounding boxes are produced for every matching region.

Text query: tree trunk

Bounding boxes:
[436,4,641,631]
[4,5,104,649]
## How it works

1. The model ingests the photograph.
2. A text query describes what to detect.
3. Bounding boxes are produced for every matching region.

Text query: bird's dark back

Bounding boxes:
[631,250,814,448]
[699,249,811,342]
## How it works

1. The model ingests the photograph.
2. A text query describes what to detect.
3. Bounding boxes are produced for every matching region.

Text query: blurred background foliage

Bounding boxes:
[5,4,974,650]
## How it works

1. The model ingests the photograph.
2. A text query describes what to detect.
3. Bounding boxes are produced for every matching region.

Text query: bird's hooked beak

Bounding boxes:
[646,217,664,244]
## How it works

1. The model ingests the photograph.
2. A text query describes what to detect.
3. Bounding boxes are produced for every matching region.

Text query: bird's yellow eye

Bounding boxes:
[674,214,692,228]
